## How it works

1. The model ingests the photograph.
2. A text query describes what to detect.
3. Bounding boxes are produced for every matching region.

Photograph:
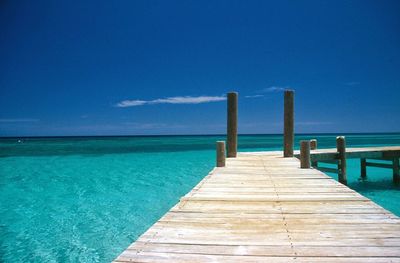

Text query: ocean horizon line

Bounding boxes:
[1,131,400,139]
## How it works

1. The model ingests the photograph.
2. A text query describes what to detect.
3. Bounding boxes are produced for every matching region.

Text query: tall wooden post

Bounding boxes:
[336,136,347,185]
[283,90,294,157]
[216,141,226,167]
[300,140,311,169]
[227,92,238,158]
[393,158,400,184]
[361,158,367,179]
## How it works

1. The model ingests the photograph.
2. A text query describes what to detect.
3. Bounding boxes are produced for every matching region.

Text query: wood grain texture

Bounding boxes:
[216,141,226,167]
[304,146,400,162]
[283,90,294,157]
[226,92,238,158]
[113,151,400,262]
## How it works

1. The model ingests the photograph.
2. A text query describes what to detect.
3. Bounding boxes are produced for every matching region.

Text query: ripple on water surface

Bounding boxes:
[0,150,214,262]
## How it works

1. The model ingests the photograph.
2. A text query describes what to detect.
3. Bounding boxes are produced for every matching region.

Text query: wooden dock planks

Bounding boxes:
[113,152,400,262]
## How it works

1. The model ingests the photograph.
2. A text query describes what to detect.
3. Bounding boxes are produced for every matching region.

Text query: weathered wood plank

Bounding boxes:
[303,146,400,161]
[115,253,400,263]
[128,242,400,257]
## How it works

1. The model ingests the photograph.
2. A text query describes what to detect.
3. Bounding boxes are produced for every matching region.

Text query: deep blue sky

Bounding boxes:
[1,0,399,136]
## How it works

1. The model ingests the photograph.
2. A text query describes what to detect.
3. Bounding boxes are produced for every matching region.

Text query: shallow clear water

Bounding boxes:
[1,134,400,262]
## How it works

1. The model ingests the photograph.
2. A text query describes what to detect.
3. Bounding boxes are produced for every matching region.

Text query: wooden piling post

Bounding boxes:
[300,140,311,169]
[393,158,400,184]
[216,141,226,167]
[227,92,238,158]
[361,158,367,179]
[283,90,294,157]
[310,139,318,167]
[336,136,347,185]
[310,139,317,150]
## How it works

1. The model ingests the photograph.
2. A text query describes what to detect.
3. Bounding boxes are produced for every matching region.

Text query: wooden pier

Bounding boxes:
[114,150,400,262]
[113,90,400,262]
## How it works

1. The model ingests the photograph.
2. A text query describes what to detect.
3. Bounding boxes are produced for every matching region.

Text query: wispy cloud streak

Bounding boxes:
[261,86,289,93]
[116,95,226,108]
[245,94,264,98]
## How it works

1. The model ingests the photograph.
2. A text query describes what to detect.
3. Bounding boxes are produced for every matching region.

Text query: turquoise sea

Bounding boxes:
[1,133,400,262]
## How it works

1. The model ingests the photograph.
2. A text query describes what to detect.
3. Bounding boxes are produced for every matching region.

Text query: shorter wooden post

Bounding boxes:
[300,140,311,169]
[361,158,367,179]
[310,139,318,167]
[216,141,226,167]
[336,136,347,185]
[310,139,317,150]
[393,158,400,184]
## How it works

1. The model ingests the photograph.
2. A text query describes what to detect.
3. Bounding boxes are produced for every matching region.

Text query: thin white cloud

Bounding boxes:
[261,86,289,93]
[0,118,39,123]
[115,95,226,108]
[116,100,147,107]
[245,94,264,98]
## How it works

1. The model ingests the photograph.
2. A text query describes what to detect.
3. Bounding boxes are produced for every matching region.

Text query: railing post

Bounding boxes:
[361,158,367,179]
[283,90,294,157]
[227,92,238,158]
[310,139,317,150]
[336,136,347,185]
[300,140,311,169]
[310,139,318,167]
[216,141,226,167]
[393,158,400,184]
